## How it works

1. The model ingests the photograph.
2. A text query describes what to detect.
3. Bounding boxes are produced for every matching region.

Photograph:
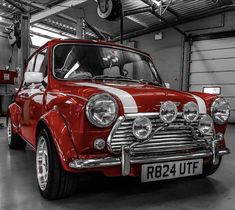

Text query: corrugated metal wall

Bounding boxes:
[189,37,235,122]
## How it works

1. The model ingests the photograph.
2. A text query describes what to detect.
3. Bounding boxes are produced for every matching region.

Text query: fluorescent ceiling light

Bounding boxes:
[30,26,67,39]
[152,0,162,6]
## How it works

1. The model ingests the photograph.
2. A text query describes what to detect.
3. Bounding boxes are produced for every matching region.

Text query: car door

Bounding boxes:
[15,48,48,146]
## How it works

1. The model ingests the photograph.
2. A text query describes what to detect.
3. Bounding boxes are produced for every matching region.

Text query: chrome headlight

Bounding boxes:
[160,101,178,124]
[211,97,230,125]
[183,102,199,123]
[132,117,152,140]
[199,115,213,135]
[86,93,118,128]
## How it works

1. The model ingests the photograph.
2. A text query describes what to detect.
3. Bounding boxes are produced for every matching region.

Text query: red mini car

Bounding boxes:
[7,39,230,200]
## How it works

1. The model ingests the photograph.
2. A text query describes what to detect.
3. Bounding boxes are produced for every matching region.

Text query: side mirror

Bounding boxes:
[24,72,43,84]
[165,83,170,89]
[5,65,10,71]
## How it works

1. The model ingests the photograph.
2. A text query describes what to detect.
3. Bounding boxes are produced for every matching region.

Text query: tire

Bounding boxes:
[7,117,26,150]
[97,0,121,21]
[202,157,222,177]
[36,129,79,200]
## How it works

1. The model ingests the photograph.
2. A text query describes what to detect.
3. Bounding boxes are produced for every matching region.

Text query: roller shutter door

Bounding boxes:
[189,37,235,123]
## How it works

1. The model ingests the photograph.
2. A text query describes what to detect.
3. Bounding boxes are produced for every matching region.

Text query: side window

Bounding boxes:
[38,50,48,77]
[23,48,48,88]
[35,48,48,85]
[26,55,36,72]
[34,49,47,74]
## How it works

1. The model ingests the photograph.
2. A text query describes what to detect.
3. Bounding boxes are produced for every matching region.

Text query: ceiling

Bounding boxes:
[0,0,234,41]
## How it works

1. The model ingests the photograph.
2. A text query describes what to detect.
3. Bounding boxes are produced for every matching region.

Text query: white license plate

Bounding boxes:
[141,159,203,183]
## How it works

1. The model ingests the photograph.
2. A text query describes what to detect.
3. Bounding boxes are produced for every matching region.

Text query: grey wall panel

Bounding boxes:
[190,58,235,72]
[190,72,235,85]
[0,35,18,70]
[190,37,235,123]
[228,110,235,122]
[192,37,235,52]
[134,28,182,90]
[226,98,235,109]
[191,48,235,61]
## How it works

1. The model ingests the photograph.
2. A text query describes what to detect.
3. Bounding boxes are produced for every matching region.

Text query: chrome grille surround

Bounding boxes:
[107,113,213,155]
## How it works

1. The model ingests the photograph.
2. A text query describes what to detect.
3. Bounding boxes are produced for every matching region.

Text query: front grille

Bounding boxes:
[107,114,213,155]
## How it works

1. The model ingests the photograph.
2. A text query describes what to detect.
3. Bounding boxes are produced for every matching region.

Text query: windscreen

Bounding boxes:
[53,44,162,85]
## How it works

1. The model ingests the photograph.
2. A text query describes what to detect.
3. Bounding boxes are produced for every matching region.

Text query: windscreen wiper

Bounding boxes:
[92,75,140,83]
[138,79,161,87]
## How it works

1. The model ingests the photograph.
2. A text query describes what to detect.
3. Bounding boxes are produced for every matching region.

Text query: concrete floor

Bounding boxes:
[0,117,234,210]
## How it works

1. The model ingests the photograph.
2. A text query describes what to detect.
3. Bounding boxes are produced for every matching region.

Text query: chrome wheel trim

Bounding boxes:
[7,118,12,145]
[36,136,49,191]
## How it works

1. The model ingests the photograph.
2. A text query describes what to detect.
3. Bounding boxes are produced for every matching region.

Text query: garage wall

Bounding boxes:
[189,37,235,122]
[133,28,183,90]
[133,11,235,90]
[0,28,19,115]
[0,35,18,70]
[0,32,18,96]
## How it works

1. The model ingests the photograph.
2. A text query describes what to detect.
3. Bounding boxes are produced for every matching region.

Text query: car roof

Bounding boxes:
[38,39,150,57]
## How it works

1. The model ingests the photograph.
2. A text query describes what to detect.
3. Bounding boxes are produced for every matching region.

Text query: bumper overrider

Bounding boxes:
[69,113,230,176]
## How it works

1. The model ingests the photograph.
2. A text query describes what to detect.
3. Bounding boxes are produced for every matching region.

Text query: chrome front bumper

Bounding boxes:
[69,148,230,175]
[70,120,230,176]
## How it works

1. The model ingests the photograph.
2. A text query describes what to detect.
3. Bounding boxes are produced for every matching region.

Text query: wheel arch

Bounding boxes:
[36,110,78,171]
[35,120,49,144]
[7,103,21,134]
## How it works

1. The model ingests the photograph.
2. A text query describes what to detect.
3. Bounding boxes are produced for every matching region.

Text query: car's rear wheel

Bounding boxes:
[7,117,26,150]
[202,157,222,177]
[36,129,79,200]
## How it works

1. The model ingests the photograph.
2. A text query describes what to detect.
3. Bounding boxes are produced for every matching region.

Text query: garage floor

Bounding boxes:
[0,117,234,210]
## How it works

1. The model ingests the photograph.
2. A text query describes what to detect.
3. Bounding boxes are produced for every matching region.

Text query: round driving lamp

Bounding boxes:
[132,117,152,140]
[199,115,214,135]
[86,93,118,128]
[160,101,178,124]
[183,102,199,123]
[211,97,230,125]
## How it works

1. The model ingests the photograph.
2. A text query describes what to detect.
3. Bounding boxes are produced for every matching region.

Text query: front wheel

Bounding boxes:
[7,117,26,150]
[36,129,79,200]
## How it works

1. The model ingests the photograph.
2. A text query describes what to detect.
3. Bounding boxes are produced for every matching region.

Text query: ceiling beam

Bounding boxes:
[150,9,187,38]
[124,6,151,16]
[167,7,180,19]
[114,5,235,41]
[28,0,113,38]
[126,16,148,27]
[123,6,151,27]
[140,0,186,37]
[30,0,87,24]
[4,0,26,13]
[141,0,180,19]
